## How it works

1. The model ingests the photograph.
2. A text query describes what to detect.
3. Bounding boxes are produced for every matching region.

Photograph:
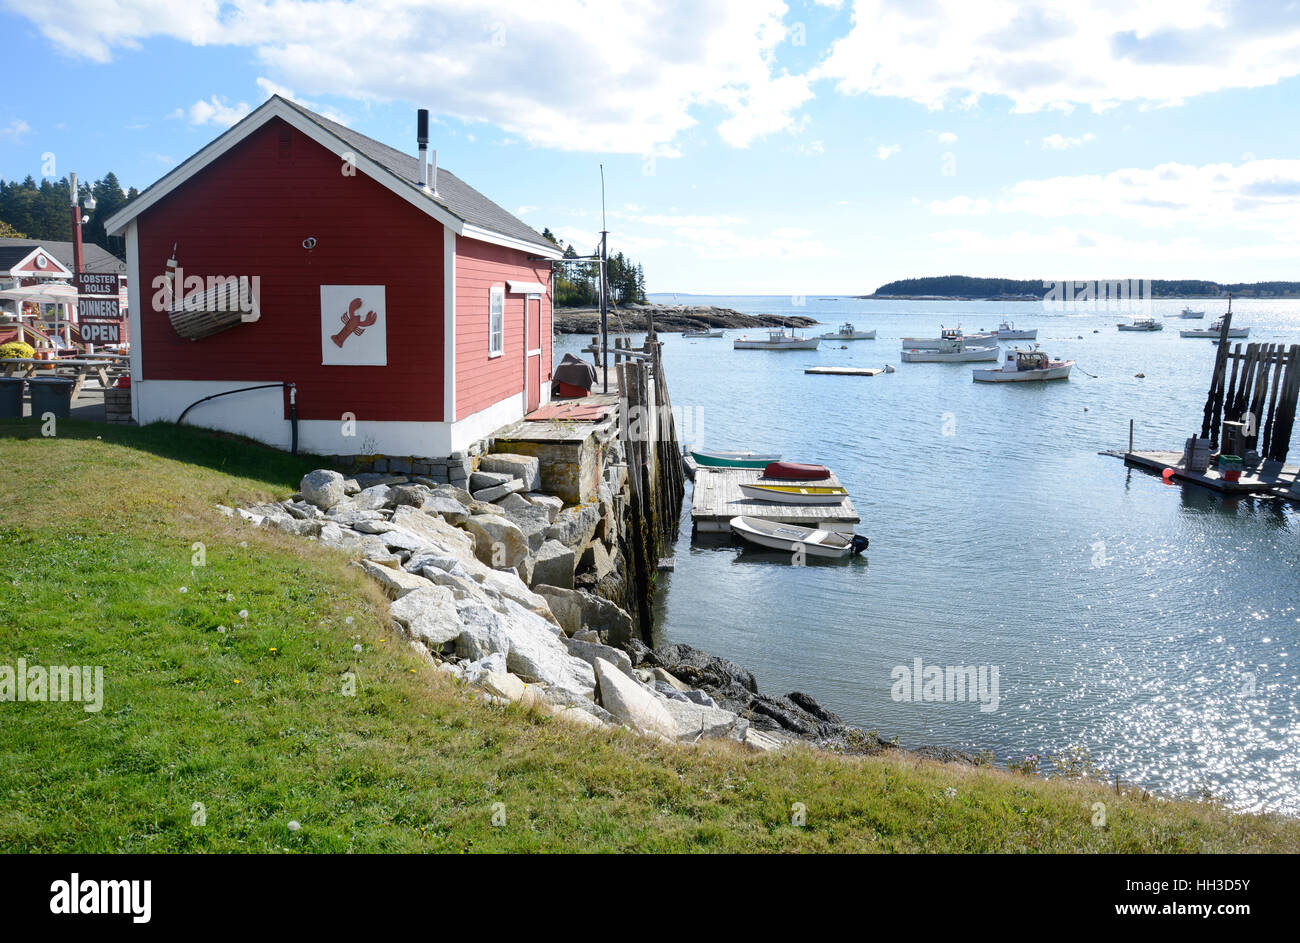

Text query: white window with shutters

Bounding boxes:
[489,285,504,357]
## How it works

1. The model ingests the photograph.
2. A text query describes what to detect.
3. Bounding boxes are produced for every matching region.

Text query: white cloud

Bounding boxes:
[254,77,348,123]
[14,0,811,154]
[183,96,251,128]
[929,196,992,215]
[636,213,746,228]
[798,139,825,156]
[1042,132,1094,150]
[937,131,958,144]
[929,225,1300,275]
[876,143,900,160]
[0,119,30,140]
[995,158,1300,233]
[816,0,1300,113]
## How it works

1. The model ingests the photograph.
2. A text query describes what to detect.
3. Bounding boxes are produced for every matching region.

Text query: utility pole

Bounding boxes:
[69,172,84,277]
[67,173,96,350]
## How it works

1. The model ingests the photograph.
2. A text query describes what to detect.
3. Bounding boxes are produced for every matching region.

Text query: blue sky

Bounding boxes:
[2,0,1299,293]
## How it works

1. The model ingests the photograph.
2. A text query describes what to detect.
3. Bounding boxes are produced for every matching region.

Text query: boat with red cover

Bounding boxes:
[764,461,831,480]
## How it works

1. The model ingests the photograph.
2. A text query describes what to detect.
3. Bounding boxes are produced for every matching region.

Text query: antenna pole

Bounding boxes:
[599,164,609,393]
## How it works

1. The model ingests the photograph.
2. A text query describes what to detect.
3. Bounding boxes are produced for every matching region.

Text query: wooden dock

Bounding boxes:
[1117,450,1300,500]
[804,366,885,377]
[690,467,861,533]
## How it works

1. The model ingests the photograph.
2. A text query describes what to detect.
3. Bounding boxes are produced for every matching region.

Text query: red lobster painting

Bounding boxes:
[331,297,378,347]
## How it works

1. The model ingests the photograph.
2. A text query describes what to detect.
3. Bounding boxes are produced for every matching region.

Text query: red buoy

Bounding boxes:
[1162,468,1175,482]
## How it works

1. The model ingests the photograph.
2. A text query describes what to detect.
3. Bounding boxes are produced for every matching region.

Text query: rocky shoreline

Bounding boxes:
[554,304,818,335]
[227,463,978,763]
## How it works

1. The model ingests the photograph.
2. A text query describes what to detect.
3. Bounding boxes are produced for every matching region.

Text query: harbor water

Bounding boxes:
[556,295,1300,815]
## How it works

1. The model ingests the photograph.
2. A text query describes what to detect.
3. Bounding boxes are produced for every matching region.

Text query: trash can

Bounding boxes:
[0,376,24,418]
[27,376,76,420]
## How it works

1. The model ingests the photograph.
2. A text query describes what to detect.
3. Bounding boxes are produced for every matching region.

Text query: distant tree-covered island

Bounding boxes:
[866,275,1300,300]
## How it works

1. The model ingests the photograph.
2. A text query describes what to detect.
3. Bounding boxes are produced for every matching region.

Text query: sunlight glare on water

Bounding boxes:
[558,295,1300,814]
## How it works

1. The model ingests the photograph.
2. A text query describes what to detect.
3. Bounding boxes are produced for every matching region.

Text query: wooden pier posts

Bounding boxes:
[1201,335,1300,462]
[615,347,686,640]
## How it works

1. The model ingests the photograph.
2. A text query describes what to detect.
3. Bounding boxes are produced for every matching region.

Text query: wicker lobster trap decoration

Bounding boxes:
[164,246,261,341]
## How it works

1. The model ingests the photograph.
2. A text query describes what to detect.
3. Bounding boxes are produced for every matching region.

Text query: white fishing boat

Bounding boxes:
[1180,315,1249,338]
[901,336,999,362]
[733,328,820,350]
[682,328,724,338]
[900,326,998,348]
[820,322,876,340]
[994,320,1037,340]
[1178,307,1205,319]
[729,516,869,558]
[972,346,1074,382]
[1118,318,1162,331]
[737,482,850,505]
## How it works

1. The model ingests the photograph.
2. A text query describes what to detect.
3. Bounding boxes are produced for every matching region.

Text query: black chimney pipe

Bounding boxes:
[417,109,429,146]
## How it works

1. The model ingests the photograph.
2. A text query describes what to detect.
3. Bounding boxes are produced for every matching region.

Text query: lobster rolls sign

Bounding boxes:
[321,285,386,366]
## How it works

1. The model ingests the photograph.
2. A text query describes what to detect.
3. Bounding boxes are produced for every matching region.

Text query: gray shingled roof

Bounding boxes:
[277,97,555,253]
[0,238,125,275]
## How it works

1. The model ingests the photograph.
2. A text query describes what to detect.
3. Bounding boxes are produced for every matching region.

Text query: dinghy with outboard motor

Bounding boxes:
[729,516,869,558]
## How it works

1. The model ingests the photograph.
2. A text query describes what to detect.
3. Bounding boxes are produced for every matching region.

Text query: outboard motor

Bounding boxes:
[850,535,870,555]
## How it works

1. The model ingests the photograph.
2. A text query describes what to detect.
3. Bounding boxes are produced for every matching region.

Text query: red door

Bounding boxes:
[526,296,542,411]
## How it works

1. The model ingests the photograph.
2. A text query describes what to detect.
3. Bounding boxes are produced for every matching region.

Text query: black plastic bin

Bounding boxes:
[0,376,24,418]
[27,376,76,420]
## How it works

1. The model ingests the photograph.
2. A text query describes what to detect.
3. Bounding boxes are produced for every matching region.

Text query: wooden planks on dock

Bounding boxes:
[690,467,861,533]
[1123,450,1300,499]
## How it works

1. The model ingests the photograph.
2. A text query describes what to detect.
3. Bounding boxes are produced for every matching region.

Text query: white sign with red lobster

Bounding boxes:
[320,285,386,366]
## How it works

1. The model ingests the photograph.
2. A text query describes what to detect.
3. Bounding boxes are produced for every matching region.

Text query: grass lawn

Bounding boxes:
[1,418,1297,852]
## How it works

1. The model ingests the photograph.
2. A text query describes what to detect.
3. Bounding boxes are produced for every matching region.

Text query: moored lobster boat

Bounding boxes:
[994,320,1037,340]
[738,483,849,505]
[733,328,820,350]
[682,328,724,338]
[691,449,781,468]
[1181,313,1249,338]
[901,327,997,348]
[972,346,1074,382]
[729,515,869,558]
[901,337,999,362]
[1118,318,1162,331]
[821,322,876,340]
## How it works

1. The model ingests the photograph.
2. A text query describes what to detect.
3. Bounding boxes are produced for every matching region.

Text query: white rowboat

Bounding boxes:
[729,516,868,558]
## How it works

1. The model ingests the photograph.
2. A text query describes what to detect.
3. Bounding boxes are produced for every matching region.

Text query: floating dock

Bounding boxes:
[1115,449,1300,501]
[690,467,861,533]
[804,366,885,376]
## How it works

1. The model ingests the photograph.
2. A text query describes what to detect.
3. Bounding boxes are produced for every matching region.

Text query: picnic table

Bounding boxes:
[0,358,118,397]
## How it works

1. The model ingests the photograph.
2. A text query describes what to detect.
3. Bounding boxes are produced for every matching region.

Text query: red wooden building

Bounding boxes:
[106,96,561,458]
